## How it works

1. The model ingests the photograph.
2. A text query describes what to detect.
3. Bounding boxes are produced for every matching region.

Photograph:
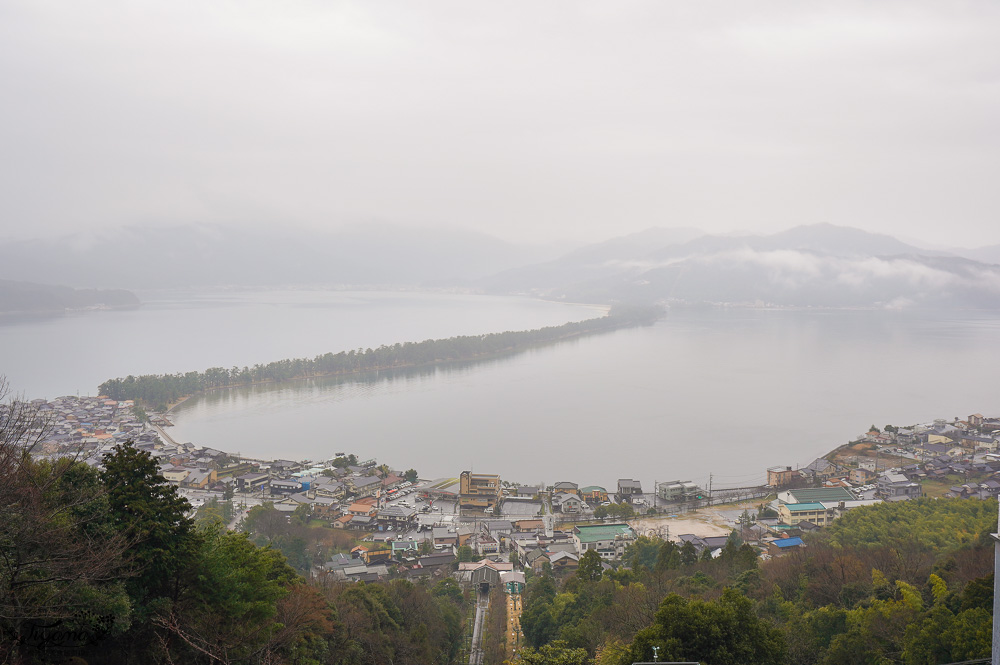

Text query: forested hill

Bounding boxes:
[516,498,998,665]
[5,426,995,665]
[0,279,138,314]
[1,429,468,665]
[98,304,662,407]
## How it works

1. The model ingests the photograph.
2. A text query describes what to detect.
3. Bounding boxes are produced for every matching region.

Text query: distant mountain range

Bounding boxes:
[0,279,139,314]
[478,224,1000,309]
[0,223,560,290]
[2,222,999,309]
[951,244,1000,266]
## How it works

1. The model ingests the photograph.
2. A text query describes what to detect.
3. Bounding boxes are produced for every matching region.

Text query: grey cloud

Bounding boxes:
[1,1,998,248]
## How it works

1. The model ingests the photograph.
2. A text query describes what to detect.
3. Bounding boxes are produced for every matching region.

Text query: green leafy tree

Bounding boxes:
[291,503,311,526]
[519,640,589,665]
[625,588,786,665]
[655,541,682,572]
[404,468,418,483]
[195,497,226,527]
[432,578,463,603]
[456,545,475,562]
[679,540,698,566]
[132,404,149,422]
[607,502,635,519]
[959,573,993,611]
[623,535,662,571]
[151,527,305,663]
[577,550,604,582]
[331,454,358,469]
[100,440,198,610]
[244,502,286,543]
[0,453,131,659]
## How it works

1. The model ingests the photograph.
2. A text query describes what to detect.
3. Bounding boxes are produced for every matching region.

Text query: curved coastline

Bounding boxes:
[101,304,663,410]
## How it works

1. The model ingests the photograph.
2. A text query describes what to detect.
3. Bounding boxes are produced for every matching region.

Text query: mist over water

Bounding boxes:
[0,289,602,398]
[6,288,999,491]
[169,305,1000,491]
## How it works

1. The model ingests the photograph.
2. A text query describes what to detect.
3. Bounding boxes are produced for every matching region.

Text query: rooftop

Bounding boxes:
[573,523,635,543]
[772,537,804,548]
[785,487,855,503]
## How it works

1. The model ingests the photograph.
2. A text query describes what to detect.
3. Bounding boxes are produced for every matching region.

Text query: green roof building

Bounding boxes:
[572,523,637,561]
[783,487,855,504]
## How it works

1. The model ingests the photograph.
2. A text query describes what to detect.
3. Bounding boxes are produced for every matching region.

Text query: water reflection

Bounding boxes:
[170,308,1000,488]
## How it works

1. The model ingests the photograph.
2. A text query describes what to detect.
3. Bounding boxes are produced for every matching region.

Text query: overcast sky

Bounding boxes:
[1,1,998,248]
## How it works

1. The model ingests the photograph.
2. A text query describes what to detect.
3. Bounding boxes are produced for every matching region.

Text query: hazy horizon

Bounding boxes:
[2,1,999,248]
[0,218,992,255]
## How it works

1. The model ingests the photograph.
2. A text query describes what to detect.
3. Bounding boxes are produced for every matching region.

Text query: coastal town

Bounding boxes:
[20,395,1000,573]
[10,393,1000,661]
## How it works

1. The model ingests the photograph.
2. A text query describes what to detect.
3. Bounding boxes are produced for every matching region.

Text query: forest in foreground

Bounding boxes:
[2,381,997,664]
[0,391,467,665]
[514,497,995,665]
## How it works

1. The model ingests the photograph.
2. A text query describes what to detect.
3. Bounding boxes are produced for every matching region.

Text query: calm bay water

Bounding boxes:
[4,290,999,492]
[0,289,602,399]
[169,306,1000,492]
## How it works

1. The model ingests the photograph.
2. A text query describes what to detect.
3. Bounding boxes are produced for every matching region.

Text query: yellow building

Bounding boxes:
[459,471,501,512]
[162,468,189,484]
[778,502,833,526]
[767,466,798,488]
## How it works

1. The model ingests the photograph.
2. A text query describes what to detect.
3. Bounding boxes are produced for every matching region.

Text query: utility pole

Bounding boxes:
[993,500,1000,665]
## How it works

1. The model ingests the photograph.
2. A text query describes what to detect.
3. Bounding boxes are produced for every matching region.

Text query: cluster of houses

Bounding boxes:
[318,517,641,584]
[20,395,161,458]
[28,398,1000,582]
[508,481,612,514]
[455,472,717,521]
[316,473,646,582]
[879,456,1000,501]
[756,413,1000,552]
[770,414,1000,501]
[172,456,424,527]
[499,478,708,517]
[20,399,418,528]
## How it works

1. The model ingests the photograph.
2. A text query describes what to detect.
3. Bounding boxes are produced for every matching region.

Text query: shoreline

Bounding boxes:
[168,329,601,413]
[0,302,140,319]
[149,310,655,413]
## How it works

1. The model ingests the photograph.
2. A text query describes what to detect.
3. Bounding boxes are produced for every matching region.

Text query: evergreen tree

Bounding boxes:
[100,440,198,610]
[626,588,786,665]
[577,550,604,582]
[655,541,681,572]
[679,540,698,566]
